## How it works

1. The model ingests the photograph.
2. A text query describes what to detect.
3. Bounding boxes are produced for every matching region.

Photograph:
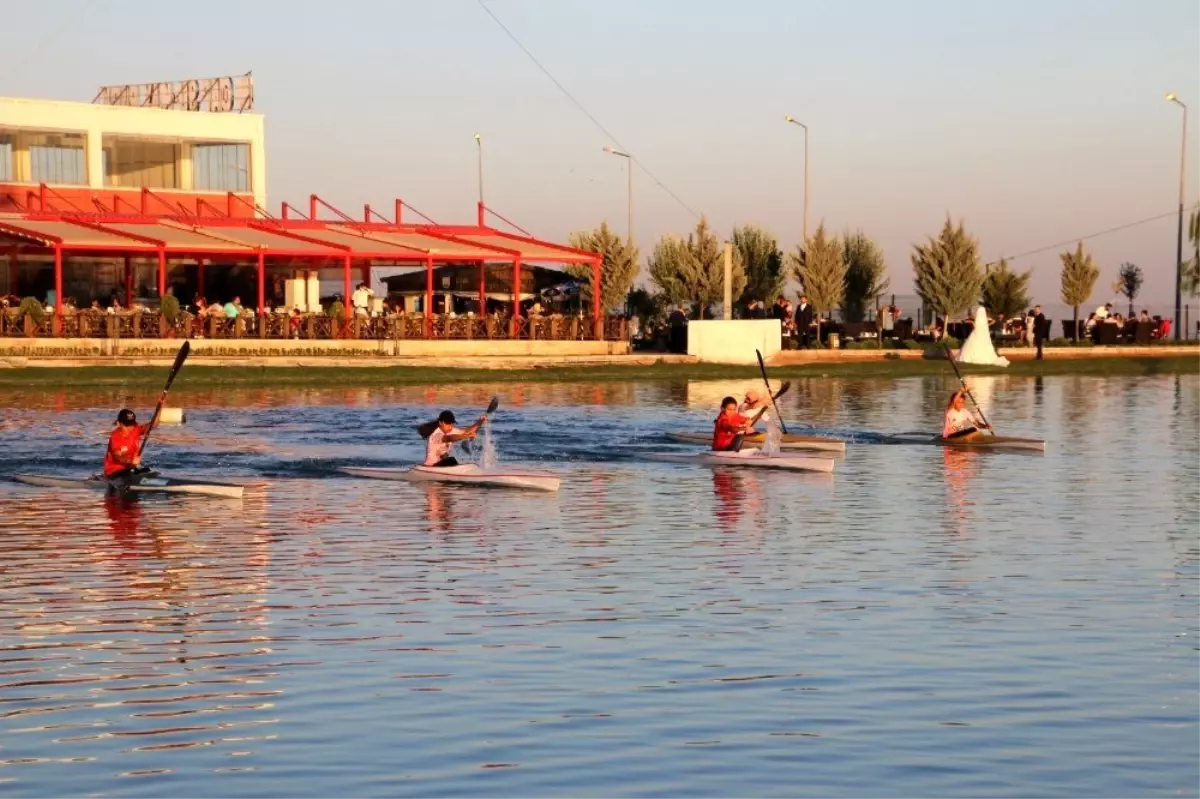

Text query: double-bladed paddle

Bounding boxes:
[416,395,500,439]
[137,340,190,459]
[944,343,994,434]
[755,349,789,434]
[748,381,790,428]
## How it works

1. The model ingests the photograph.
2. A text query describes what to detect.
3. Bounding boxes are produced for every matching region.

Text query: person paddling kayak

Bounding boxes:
[738,389,769,427]
[104,409,154,479]
[712,396,756,452]
[943,387,992,439]
[425,410,485,467]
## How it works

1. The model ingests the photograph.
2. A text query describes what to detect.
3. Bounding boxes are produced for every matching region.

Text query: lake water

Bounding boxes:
[1,374,1197,797]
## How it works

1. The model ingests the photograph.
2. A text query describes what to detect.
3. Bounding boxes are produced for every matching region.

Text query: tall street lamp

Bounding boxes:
[784,115,810,245]
[1166,93,1187,340]
[603,146,633,247]
[474,133,484,206]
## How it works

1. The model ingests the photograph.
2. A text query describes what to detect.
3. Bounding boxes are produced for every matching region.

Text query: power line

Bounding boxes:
[992,204,1200,264]
[474,0,702,221]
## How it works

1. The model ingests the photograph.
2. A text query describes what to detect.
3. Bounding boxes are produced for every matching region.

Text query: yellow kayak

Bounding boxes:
[665,431,846,453]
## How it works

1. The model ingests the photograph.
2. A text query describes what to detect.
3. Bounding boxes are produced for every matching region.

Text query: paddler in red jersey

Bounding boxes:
[942,387,991,439]
[104,409,153,479]
[712,396,755,452]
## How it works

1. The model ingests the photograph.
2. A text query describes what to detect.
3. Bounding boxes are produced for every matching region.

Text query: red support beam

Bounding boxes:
[593,258,602,339]
[53,246,63,333]
[394,198,403,225]
[227,192,236,218]
[157,249,166,298]
[478,260,486,314]
[477,201,485,227]
[424,256,434,338]
[124,255,133,306]
[342,254,352,315]
[310,194,319,221]
[511,258,522,328]
[257,251,266,312]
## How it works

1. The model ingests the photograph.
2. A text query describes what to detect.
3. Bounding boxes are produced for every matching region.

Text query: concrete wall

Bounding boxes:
[686,319,782,364]
[0,96,266,210]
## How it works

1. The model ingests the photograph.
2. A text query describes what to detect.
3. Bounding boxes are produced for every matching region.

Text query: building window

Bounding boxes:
[0,134,12,181]
[27,132,86,185]
[192,143,249,192]
[103,136,179,189]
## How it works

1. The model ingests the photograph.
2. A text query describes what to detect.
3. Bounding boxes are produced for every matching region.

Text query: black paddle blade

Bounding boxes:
[756,349,767,373]
[773,381,792,400]
[485,396,499,416]
[416,420,439,439]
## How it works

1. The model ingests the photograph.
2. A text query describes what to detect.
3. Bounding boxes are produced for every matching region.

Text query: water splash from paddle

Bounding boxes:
[479,420,499,469]
[762,414,782,456]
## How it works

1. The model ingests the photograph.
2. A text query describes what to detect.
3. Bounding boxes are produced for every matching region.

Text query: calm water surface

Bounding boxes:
[1,375,1196,797]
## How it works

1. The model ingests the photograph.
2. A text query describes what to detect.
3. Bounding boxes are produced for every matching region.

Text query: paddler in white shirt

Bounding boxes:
[738,390,769,431]
[425,410,485,467]
[942,387,991,439]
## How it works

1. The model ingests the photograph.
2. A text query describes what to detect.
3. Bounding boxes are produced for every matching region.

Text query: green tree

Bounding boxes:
[567,221,640,314]
[1059,241,1100,338]
[841,230,889,322]
[788,223,845,340]
[625,287,668,328]
[732,224,785,308]
[1115,262,1143,316]
[911,217,984,335]
[981,259,1032,319]
[1183,208,1200,296]
[647,217,745,318]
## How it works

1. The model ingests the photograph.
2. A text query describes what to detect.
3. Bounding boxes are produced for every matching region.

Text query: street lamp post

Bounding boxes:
[1166,93,1187,341]
[784,115,810,245]
[603,146,633,247]
[473,133,484,206]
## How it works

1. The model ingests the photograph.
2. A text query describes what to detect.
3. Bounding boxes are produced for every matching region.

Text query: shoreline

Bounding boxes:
[0,350,1194,387]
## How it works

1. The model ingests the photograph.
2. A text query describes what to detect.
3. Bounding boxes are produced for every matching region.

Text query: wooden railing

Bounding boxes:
[0,310,629,342]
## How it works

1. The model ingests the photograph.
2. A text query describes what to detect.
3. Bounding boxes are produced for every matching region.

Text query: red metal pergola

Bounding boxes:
[0,188,604,337]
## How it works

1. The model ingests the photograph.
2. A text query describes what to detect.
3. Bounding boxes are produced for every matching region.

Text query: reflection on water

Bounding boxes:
[0,375,1196,797]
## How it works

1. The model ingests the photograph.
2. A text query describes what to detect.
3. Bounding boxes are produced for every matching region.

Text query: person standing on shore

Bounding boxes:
[794,295,814,348]
[1033,305,1047,360]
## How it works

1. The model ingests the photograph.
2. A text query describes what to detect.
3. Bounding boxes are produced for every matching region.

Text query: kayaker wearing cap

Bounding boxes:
[104,409,153,478]
[425,410,485,467]
[943,388,991,439]
[712,396,755,452]
[738,389,769,429]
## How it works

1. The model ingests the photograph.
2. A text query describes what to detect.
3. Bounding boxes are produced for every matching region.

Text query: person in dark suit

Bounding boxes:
[794,294,814,348]
[1033,304,1047,360]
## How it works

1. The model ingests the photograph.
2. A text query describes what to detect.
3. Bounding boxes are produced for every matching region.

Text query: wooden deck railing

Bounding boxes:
[0,310,628,342]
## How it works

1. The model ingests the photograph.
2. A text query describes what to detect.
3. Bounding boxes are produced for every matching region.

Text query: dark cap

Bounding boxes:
[117,408,137,426]
[438,410,456,425]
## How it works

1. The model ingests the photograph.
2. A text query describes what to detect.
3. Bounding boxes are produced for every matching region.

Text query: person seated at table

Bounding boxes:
[1084,312,1098,334]
[223,296,243,318]
[1139,310,1150,323]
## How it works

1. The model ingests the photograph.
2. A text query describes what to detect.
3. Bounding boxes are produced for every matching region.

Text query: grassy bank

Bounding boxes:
[0,355,1195,388]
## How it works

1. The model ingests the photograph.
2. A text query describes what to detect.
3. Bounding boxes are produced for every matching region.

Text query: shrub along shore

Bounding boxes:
[0,352,1194,388]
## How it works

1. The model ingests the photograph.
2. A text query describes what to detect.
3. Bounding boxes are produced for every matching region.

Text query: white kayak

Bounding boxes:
[884,431,1046,452]
[341,464,561,492]
[14,471,246,498]
[644,448,835,474]
[665,431,847,453]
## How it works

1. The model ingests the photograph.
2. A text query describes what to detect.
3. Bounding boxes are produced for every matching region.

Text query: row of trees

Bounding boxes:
[568,218,889,322]
[568,209,1200,333]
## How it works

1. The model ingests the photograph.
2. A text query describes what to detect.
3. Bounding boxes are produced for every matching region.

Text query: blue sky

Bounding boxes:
[3,0,1198,304]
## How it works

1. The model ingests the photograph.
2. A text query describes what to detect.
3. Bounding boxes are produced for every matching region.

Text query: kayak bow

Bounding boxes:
[341,464,561,492]
[645,449,835,473]
[665,431,846,453]
[14,471,246,498]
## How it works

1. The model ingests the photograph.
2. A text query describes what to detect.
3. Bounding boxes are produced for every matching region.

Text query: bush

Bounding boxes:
[17,297,44,325]
[160,294,180,323]
[845,340,877,350]
[902,339,926,350]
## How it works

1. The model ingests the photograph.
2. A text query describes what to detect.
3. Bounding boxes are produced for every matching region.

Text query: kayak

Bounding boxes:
[14,471,246,498]
[885,431,1046,452]
[666,431,846,453]
[644,449,835,474]
[341,465,561,492]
